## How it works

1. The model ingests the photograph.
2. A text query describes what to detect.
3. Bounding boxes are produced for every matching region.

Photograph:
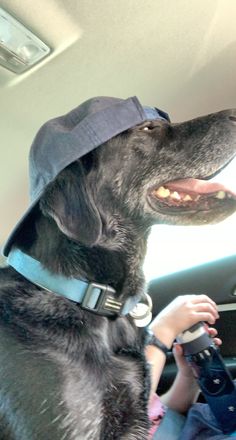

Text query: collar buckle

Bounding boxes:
[82,282,123,317]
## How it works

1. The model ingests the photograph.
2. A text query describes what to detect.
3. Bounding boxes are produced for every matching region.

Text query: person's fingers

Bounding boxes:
[191,311,217,325]
[172,343,186,365]
[183,295,219,324]
[203,325,222,345]
[173,343,183,355]
[206,326,218,336]
[192,302,219,319]
[213,337,222,346]
[195,302,218,313]
[190,294,217,307]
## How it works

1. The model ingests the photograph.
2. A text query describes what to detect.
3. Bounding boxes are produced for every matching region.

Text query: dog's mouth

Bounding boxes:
[149,178,236,214]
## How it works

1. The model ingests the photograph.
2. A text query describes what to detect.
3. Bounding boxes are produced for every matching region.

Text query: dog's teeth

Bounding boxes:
[183,194,192,201]
[170,191,181,200]
[215,190,226,199]
[155,186,170,198]
[143,127,149,131]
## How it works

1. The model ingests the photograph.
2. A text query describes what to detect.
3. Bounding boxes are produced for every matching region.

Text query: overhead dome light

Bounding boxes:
[0,7,50,74]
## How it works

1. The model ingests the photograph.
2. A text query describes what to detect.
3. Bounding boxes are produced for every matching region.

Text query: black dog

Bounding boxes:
[0,100,236,439]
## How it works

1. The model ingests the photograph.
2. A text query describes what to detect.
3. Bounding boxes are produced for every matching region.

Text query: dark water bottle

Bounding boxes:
[176,322,236,434]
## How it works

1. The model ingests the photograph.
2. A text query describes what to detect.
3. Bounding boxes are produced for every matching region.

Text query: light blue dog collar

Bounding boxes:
[7,248,140,317]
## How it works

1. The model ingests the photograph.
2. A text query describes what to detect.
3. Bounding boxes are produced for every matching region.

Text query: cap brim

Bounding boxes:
[2,195,41,257]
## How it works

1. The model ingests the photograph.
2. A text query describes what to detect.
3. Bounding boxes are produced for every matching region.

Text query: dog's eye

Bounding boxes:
[138,121,164,132]
[139,122,158,131]
[140,124,153,131]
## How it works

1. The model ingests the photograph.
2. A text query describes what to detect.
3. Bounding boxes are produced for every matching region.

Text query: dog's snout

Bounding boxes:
[219,110,236,126]
[229,115,236,124]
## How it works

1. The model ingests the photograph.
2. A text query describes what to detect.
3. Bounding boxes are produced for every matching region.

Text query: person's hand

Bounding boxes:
[173,325,222,378]
[149,294,219,348]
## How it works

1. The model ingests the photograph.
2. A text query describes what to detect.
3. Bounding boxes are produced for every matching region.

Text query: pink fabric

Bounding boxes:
[148,393,166,438]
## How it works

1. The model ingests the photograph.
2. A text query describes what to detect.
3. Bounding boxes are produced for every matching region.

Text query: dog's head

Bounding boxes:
[3,98,236,257]
[39,109,236,250]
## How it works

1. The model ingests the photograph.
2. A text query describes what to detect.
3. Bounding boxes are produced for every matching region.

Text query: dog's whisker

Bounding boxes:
[50,414,63,425]
[39,406,50,415]
[39,398,48,408]
[58,399,66,407]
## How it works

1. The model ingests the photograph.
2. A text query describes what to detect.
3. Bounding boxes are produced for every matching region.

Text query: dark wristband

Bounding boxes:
[147,331,170,355]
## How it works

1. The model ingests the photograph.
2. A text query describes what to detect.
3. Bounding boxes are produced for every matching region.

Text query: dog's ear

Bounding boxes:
[39,162,102,246]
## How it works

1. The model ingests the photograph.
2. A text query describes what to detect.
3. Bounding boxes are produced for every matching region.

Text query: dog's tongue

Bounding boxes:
[166,178,236,196]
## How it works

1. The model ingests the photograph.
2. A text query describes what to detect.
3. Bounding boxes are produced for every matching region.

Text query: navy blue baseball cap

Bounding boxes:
[3,96,170,256]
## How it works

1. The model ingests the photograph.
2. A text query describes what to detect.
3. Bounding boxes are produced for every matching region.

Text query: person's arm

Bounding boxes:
[145,294,220,411]
[145,323,174,398]
[160,343,200,413]
[145,344,169,398]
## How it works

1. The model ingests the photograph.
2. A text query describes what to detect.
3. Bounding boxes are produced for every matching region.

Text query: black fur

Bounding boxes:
[0,110,236,439]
